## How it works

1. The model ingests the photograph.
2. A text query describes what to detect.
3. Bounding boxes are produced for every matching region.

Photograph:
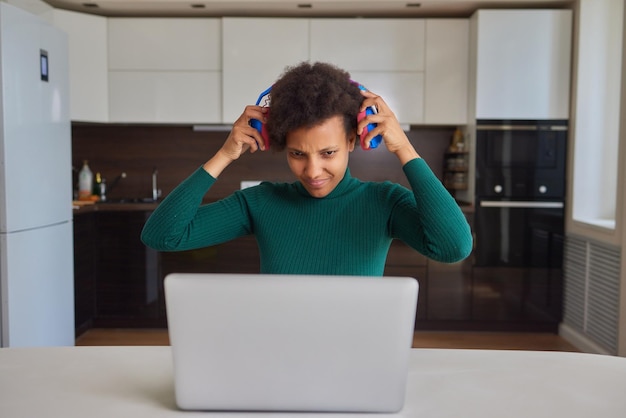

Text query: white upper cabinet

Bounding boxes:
[309,19,426,124]
[471,10,572,120]
[309,19,425,72]
[350,71,424,125]
[424,19,469,125]
[108,18,222,123]
[222,18,309,123]
[108,18,220,71]
[45,9,109,122]
[108,72,221,124]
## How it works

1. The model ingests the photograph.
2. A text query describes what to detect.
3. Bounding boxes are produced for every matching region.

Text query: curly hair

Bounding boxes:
[266,62,364,151]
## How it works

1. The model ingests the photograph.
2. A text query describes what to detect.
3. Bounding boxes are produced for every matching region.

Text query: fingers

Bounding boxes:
[226,106,269,157]
[357,90,411,154]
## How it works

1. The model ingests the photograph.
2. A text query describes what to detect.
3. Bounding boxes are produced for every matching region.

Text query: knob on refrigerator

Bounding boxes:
[494,185,503,193]
[539,185,547,194]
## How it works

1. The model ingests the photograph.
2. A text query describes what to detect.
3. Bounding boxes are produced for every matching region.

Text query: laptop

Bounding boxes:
[164,273,418,413]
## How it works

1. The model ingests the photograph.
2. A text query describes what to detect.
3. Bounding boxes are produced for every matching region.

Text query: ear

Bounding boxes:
[347,131,357,152]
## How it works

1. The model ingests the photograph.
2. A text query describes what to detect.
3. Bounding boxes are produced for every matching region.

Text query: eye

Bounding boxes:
[322,150,337,158]
[289,151,304,158]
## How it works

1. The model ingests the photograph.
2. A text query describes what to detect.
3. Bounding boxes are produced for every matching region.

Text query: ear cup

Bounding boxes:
[249,86,273,149]
[353,82,382,150]
[357,107,382,150]
[250,109,271,150]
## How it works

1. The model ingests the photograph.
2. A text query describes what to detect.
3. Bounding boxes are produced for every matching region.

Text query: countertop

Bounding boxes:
[73,200,475,215]
[73,200,160,214]
[1,346,625,417]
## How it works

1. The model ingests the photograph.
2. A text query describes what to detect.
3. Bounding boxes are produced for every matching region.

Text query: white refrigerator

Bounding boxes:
[0,3,74,347]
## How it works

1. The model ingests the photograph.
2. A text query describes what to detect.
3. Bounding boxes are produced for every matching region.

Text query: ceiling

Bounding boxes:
[42,0,574,18]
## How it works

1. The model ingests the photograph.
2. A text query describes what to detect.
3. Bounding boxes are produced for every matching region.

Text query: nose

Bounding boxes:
[303,156,323,178]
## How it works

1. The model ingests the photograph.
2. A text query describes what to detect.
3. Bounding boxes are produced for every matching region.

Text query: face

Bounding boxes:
[285,115,356,198]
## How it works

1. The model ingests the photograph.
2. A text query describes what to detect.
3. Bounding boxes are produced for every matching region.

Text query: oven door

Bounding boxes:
[474,200,564,267]
[475,121,567,199]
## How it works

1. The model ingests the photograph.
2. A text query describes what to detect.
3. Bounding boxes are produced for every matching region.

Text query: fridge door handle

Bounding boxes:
[479,201,564,209]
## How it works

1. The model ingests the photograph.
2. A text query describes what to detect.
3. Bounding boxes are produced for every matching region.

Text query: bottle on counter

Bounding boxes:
[78,160,93,201]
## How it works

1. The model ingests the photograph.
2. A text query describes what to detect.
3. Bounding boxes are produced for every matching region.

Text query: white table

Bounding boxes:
[1,346,625,417]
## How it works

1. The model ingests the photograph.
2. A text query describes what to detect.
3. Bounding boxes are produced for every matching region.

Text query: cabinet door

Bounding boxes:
[427,260,472,320]
[95,212,161,323]
[351,71,424,124]
[108,18,220,71]
[473,10,572,119]
[310,19,425,71]
[109,71,221,123]
[47,9,109,122]
[424,19,469,125]
[108,18,221,123]
[73,213,97,335]
[222,18,309,123]
[310,19,425,125]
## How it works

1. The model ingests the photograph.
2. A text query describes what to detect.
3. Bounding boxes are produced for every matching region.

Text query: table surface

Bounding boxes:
[1,346,625,417]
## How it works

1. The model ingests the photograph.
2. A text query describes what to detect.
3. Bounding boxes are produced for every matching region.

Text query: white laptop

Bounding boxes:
[164,273,418,413]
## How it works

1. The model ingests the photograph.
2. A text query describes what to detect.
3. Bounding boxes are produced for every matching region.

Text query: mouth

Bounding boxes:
[305,178,329,189]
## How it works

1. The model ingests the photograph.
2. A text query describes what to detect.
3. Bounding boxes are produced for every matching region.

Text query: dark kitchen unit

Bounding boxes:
[473,120,567,331]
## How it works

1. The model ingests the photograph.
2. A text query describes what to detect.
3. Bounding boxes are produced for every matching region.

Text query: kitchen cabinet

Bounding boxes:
[310,19,426,124]
[222,18,309,123]
[74,207,559,332]
[350,71,425,125]
[309,19,425,72]
[46,9,108,122]
[384,240,428,323]
[424,19,469,125]
[108,18,221,71]
[93,210,162,327]
[55,13,471,126]
[73,212,97,335]
[470,9,572,120]
[471,266,562,331]
[107,18,222,123]
[427,259,472,321]
[108,71,221,123]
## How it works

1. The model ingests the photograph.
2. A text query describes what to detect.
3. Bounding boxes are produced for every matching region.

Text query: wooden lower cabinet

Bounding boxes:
[384,240,428,324]
[93,211,162,327]
[426,259,472,321]
[74,211,561,334]
[73,212,97,335]
[471,266,562,332]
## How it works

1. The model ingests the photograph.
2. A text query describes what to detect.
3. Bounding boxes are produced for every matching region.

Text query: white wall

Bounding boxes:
[562,0,626,356]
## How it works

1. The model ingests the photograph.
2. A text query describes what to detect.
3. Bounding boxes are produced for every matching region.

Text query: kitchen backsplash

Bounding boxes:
[71,123,454,201]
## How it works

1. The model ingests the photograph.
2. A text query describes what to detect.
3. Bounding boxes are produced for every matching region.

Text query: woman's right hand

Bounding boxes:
[203,106,268,178]
[218,105,268,161]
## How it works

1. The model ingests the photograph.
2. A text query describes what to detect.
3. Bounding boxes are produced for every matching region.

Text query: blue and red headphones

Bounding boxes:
[249,83,382,151]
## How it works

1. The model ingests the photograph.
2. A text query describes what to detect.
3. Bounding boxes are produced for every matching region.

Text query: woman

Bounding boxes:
[141,62,472,275]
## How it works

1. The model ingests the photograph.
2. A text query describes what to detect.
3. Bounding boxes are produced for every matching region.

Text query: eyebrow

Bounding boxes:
[287,146,339,154]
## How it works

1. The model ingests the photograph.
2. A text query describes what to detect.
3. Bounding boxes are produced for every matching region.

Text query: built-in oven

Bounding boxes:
[474,119,567,266]
[475,120,567,199]
[472,120,567,329]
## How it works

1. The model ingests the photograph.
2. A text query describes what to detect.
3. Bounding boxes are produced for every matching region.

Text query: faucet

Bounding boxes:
[152,167,162,201]
[105,172,127,199]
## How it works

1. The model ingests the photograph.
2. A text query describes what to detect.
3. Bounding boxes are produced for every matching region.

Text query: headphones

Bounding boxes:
[249,82,382,151]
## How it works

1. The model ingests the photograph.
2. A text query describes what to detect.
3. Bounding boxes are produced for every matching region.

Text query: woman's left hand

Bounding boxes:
[358,90,420,164]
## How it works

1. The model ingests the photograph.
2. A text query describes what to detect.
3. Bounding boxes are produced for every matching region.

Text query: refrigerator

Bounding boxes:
[0,3,74,347]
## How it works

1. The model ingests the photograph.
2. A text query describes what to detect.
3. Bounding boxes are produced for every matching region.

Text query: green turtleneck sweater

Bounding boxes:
[141,158,472,276]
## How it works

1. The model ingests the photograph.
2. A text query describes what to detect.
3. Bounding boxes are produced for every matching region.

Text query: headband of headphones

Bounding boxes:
[249,82,382,151]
